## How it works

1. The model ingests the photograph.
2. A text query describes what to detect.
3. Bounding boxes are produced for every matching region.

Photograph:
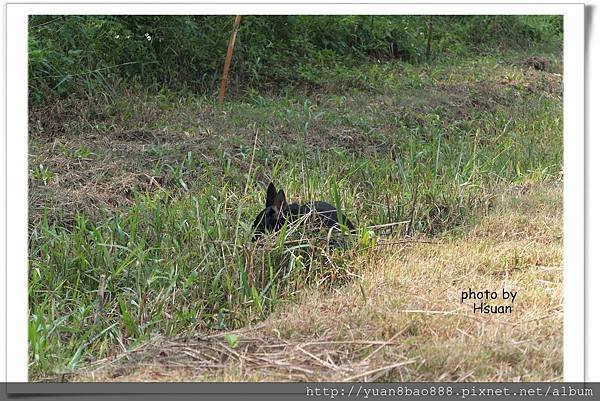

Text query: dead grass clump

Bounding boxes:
[28,146,164,228]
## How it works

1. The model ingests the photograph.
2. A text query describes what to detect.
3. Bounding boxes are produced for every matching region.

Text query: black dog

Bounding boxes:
[252,182,355,240]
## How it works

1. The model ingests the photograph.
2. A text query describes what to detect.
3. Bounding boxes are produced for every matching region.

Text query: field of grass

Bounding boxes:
[28,50,563,381]
[73,180,563,382]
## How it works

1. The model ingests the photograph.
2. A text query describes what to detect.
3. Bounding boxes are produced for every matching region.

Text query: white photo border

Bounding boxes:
[5,2,584,382]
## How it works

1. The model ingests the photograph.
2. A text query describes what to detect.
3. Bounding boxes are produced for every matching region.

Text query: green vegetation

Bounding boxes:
[29,15,562,103]
[28,16,562,380]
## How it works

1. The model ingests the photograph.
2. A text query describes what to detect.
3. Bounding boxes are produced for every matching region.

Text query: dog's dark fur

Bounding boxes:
[252,182,355,240]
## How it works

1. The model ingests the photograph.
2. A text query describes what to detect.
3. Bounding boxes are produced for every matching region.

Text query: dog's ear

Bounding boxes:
[266,182,277,207]
[272,189,287,214]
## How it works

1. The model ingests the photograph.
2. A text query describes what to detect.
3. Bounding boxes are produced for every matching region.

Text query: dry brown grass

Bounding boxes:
[71,180,562,382]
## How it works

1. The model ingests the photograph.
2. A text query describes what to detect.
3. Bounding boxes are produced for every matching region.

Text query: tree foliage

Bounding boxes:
[28,15,563,104]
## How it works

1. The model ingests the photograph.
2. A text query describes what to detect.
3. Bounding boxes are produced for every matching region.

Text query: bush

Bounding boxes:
[28,15,563,105]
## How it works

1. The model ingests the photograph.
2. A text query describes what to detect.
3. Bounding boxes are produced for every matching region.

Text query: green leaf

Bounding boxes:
[224,334,240,348]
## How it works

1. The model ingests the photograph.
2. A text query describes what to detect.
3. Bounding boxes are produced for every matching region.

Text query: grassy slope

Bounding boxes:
[28,51,563,380]
[74,180,563,381]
